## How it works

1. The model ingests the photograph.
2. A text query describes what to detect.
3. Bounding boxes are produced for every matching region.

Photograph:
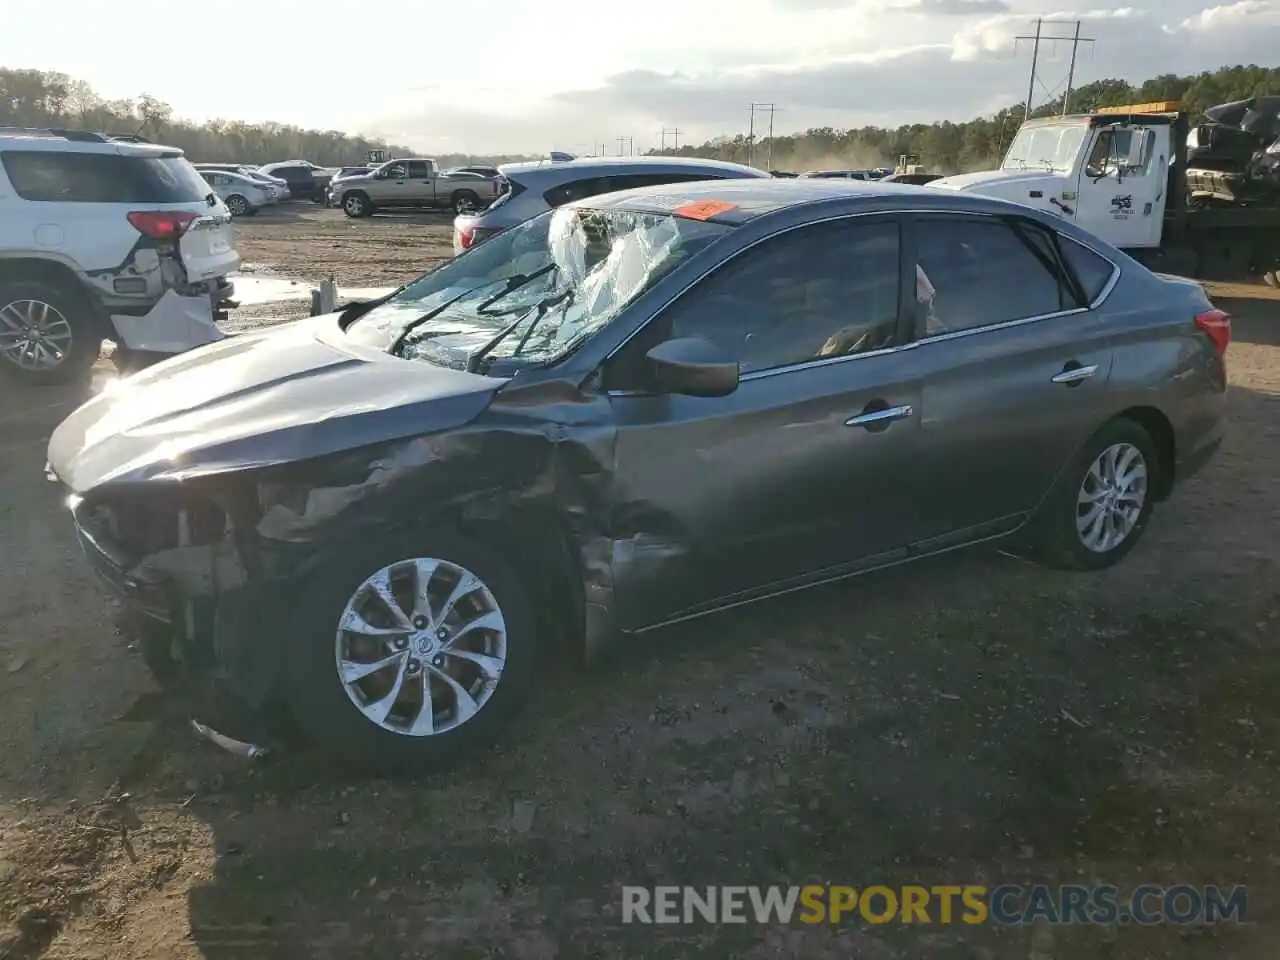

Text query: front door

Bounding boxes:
[371,161,411,206]
[906,213,1118,542]
[1073,122,1170,249]
[600,216,924,629]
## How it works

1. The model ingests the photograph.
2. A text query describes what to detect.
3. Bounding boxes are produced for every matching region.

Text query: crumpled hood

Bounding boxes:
[47,314,505,492]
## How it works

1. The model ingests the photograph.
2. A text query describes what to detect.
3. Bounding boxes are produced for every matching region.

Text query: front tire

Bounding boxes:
[226,194,250,217]
[0,279,101,385]
[343,192,373,218]
[1031,418,1159,571]
[284,531,538,774]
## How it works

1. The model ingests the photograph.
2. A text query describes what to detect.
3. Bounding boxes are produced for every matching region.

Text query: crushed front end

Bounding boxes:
[61,477,290,745]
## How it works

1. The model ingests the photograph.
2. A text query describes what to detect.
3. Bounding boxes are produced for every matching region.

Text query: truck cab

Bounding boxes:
[932,103,1177,251]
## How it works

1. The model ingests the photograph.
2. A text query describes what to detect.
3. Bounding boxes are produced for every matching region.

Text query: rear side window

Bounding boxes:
[914,216,1081,336]
[542,177,607,208]
[1,150,211,203]
[1058,236,1115,304]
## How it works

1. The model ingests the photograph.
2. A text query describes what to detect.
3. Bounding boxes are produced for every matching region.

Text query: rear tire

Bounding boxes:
[452,190,480,215]
[1030,418,1159,571]
[283,530,539,774]
[0,279,101,385]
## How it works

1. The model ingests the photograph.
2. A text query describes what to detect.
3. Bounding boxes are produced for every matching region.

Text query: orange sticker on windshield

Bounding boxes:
[673,199,738,221]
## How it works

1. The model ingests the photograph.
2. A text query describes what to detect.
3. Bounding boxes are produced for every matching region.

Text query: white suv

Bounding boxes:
[0,129,241,384]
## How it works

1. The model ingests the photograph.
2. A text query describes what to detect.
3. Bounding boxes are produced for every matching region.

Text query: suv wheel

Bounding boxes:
[0,280,101,385]
[284,531,538,773]
[1031,418,1159,570]
[343,192,372,218]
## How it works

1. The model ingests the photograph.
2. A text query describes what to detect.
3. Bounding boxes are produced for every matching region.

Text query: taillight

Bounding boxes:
[458,227,502,251]
[127,210,198,240]
[1195,308,1230,357]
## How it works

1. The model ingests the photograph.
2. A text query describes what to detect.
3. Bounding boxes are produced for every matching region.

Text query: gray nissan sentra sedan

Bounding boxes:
[45,178,1228,773]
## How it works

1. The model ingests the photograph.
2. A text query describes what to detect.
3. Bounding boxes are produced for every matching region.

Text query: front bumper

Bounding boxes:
[69,493,287,740]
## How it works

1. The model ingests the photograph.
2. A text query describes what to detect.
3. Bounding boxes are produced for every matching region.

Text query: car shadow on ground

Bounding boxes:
[1220,296,1280,347]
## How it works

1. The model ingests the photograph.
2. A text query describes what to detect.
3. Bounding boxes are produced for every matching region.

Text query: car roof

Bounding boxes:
[575,176,1062,228]
[496,155,768,185]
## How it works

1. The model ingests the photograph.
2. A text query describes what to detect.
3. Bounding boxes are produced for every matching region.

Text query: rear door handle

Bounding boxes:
[1051,363,1098,385]
[846,404,913,428]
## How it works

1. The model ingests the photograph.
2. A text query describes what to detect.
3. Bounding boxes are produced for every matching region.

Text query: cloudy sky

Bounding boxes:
[4,0,1278,154]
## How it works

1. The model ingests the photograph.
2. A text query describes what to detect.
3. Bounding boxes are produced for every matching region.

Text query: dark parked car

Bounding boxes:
[46,178,1228,772]
[258,160,330,202]
[882,172,943,185]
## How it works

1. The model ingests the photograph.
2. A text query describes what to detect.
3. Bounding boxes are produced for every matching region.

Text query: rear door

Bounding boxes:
[601,215,924,628]
[406,160,433,204]
[904,213,1119,544]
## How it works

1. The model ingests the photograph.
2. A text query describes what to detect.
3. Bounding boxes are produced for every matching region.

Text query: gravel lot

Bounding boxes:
[0,206,1278,958]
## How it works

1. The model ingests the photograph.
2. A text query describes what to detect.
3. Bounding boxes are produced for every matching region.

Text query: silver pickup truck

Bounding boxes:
[334,158,503,218]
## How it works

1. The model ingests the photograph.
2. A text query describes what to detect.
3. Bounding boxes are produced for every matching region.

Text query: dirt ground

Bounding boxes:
[1,205,1279,958]
[234,204,456,285]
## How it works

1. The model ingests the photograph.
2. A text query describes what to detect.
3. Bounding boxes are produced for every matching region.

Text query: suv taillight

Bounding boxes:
[1195,308,1230,357]
[127,210,199,239]
[458,227,502,251]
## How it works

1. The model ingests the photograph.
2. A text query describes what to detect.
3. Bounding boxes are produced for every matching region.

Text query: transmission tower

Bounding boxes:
[1014,19,1095,121]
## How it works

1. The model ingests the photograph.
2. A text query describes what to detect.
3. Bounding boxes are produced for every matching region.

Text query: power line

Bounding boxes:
[659,127,681,154]
[1014,19,1095,121]
[615,136,634,156]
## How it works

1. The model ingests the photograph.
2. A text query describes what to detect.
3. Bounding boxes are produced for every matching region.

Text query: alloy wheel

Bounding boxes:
[334,557,507,737]
[1076,441,1148,553]
[0,299,74,371]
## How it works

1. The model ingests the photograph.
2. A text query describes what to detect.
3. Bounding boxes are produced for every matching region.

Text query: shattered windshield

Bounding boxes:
[1001,123,1089,174]
[346,206,734,372]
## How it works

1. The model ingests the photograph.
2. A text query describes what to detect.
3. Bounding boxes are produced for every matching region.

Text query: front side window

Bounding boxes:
[608,219,901,386]
[381,162,407,179]
[345,205,735,373]
[913,216,1082,337]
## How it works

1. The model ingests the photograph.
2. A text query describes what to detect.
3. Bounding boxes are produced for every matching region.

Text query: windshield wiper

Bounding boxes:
[474,263,558,316]
[465,288,574,373]
[388,276,515,354]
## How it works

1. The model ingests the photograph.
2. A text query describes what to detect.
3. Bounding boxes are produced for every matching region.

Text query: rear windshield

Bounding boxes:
[1,150,211,203]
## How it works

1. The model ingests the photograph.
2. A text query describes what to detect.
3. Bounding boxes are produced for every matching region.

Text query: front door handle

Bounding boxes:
[1051,363,1099,385]
[846,404,913,428]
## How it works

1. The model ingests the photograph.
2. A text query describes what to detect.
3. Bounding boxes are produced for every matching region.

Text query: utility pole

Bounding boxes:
[1014,19,1094,121]
[659,127,681,154]
[748,103,776,169]
[1062,20,1082,116]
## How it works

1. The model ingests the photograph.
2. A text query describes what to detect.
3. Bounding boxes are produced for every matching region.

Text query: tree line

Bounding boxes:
[0,67,535,167]
[651,64,1280,174]
[4,63,1277,173]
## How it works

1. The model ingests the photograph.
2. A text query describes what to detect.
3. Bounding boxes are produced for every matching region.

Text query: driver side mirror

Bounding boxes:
[645,337,739,398]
